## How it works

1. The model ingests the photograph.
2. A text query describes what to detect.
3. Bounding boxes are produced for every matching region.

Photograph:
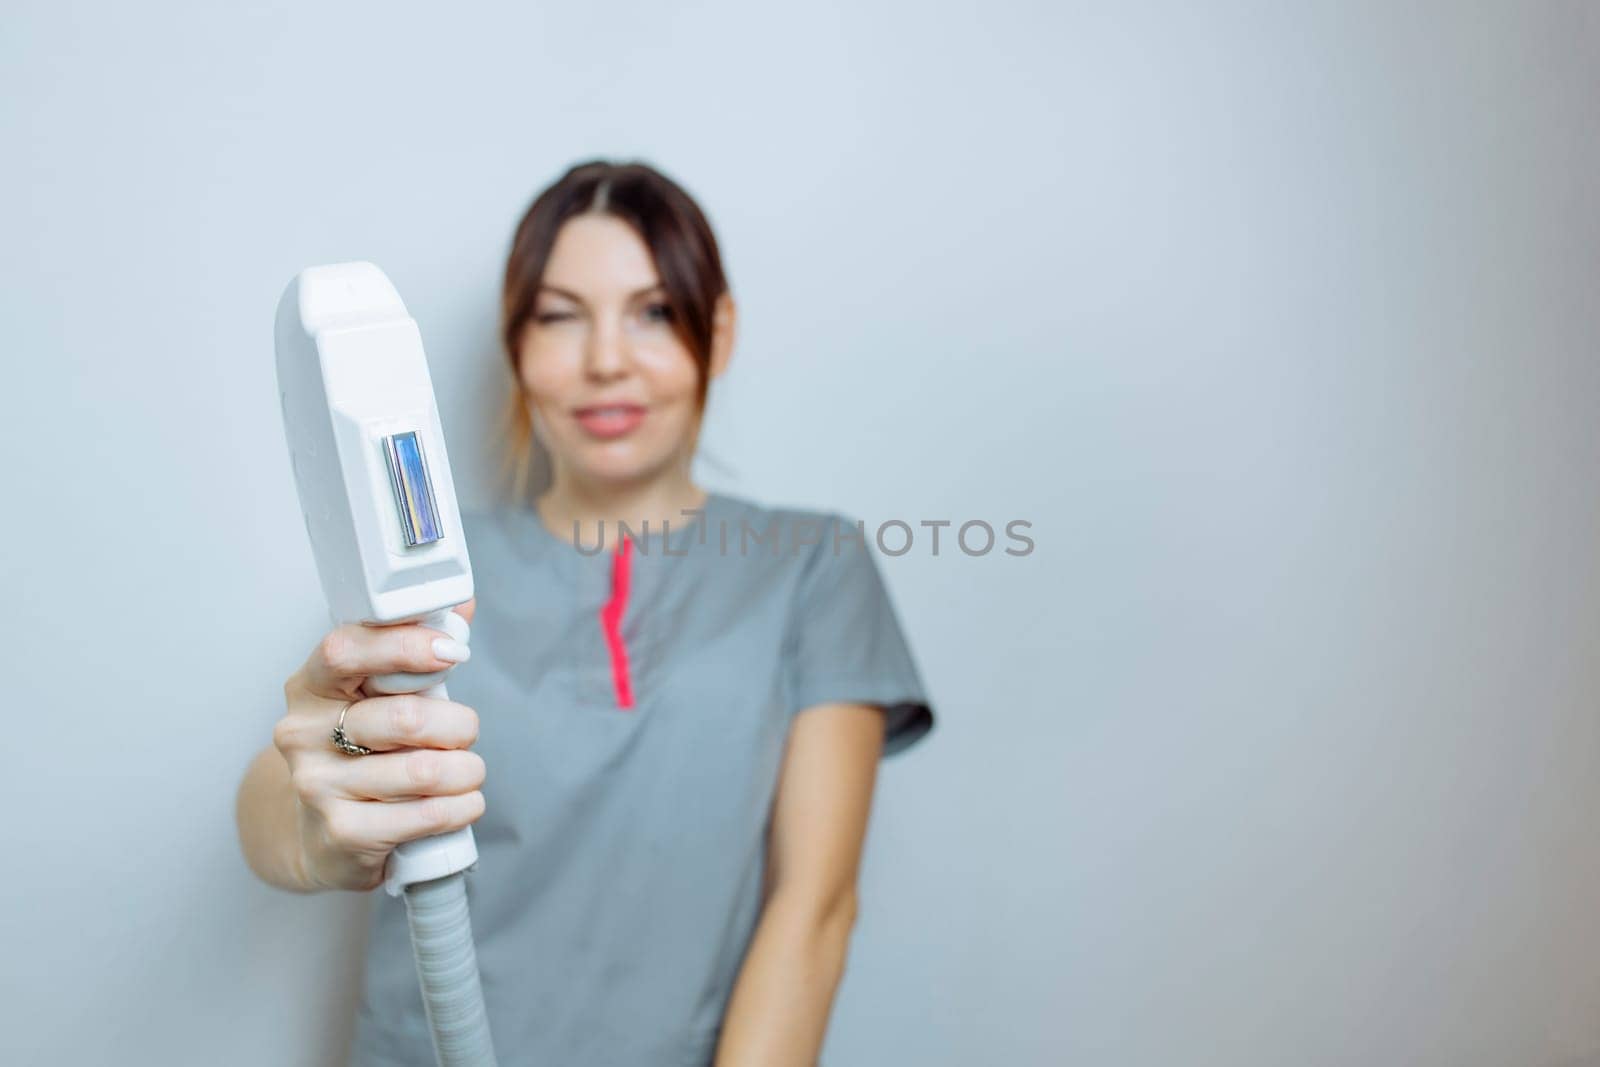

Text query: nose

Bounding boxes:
[583,315,630,381]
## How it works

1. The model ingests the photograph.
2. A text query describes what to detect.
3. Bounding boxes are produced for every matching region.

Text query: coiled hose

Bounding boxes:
[404,873,497,1066]
[369,609,498,1067]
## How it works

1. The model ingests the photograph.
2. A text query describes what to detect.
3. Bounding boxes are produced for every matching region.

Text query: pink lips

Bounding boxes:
[573,403,647,439]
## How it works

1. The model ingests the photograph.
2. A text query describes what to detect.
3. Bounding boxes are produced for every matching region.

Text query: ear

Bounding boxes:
[708,292,737,381]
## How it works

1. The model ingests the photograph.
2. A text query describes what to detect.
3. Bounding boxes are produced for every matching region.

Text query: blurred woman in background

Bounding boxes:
[237,159,935,1066]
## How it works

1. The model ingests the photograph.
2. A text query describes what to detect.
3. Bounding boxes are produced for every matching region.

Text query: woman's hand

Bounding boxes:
[273,600,485,892]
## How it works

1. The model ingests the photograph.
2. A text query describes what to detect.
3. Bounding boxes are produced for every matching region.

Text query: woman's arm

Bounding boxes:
[236,738,318,892]
[713,702,886,1067]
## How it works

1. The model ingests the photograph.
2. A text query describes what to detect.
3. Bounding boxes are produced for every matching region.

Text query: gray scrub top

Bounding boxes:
[350,490,935,1066]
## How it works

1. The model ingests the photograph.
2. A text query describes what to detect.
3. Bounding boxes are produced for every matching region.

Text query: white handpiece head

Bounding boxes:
[274,262,473,624]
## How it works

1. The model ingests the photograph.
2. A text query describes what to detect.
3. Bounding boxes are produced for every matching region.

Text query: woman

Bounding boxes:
[236,159,935,1066]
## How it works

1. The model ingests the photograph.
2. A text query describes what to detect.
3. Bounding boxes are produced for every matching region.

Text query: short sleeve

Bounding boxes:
[781,513,935,758]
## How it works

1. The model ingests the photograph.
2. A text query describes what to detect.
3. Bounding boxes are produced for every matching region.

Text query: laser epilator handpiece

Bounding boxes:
[275,262,497,1066]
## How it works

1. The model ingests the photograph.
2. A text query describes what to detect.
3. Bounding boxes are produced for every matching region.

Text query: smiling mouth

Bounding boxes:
[573,404,647,438]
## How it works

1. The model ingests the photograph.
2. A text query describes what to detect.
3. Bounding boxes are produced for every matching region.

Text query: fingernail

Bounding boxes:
[433,637,471,663]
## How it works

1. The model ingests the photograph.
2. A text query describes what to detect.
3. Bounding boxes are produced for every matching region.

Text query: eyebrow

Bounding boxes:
[537,284,666,303]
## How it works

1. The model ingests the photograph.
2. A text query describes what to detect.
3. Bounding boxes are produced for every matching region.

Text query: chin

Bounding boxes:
[568,446,673,487]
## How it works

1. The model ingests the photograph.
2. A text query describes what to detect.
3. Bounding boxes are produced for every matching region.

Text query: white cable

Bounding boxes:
[405,874,497,1066]
[367,609,498,1066]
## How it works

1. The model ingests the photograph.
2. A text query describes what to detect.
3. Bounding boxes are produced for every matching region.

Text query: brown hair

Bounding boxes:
[498,159,731,502]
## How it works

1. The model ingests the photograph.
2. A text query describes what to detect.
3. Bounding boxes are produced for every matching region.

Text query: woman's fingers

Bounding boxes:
[321,791,487,852]
[301,620,471,697]
[337,694,480,752]
[276,612,482,891]
[331,748,487,802]
[273,692,478,766]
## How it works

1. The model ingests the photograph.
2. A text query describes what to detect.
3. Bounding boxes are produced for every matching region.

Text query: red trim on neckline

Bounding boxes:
[599,534,636,709]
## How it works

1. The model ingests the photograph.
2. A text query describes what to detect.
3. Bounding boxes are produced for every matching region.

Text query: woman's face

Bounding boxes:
[516,214,721,491]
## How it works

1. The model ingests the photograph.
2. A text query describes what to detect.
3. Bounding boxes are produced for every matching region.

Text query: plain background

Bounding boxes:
[4,2,1598,1064]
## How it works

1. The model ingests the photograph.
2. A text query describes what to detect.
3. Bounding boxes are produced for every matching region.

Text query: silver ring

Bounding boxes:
[330,701,372,756]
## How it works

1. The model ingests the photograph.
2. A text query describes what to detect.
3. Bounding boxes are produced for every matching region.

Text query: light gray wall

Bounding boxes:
[4,2,1598,1064]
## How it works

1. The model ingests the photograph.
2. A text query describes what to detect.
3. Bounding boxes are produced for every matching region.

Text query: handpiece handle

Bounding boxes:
[366,608,481,897]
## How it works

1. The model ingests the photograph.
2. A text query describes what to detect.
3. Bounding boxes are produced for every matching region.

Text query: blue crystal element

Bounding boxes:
[383,431,443,547]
